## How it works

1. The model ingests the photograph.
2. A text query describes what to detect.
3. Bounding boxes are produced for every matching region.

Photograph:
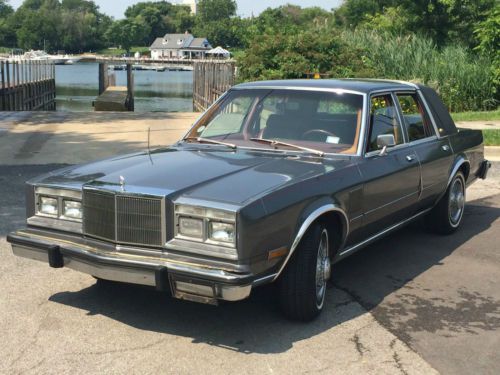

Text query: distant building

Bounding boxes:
[181,0,197,14]
[150,33,212,60]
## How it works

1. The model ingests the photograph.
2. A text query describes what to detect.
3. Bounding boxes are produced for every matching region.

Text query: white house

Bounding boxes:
[150,33,212,60]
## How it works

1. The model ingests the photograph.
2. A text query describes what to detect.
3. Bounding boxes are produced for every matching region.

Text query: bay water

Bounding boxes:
[56,62,194,112]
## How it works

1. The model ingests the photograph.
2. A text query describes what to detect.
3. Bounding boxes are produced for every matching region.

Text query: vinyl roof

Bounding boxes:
[234,79,417,94]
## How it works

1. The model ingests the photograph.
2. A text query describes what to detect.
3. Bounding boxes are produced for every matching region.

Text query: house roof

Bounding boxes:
[150,34,212,50]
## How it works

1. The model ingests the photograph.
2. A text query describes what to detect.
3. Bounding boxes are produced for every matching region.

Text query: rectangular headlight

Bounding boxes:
[39,196,58,216]
[208,222,235,244]
[175,204,237,253]
[63,200,82,220]
[179,217,203,238]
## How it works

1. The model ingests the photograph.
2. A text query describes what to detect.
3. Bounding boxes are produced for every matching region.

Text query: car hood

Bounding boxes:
[34,146,352,205]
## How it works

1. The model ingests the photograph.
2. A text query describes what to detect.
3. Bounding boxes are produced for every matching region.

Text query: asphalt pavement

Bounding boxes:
[0,112,499,374]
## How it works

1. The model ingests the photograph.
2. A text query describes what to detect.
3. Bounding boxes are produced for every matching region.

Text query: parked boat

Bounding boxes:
[9,50,73,65]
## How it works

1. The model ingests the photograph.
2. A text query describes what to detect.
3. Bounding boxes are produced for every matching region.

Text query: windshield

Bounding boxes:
[186,88,365,154]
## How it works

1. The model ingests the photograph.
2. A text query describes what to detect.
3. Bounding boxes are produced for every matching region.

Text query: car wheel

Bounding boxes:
[278,223,331,321]
[427,171,466,235]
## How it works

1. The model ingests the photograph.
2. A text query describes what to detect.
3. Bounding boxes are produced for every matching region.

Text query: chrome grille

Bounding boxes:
[83,190,163,247]
[116,196,163,246]
[83,191,115,241]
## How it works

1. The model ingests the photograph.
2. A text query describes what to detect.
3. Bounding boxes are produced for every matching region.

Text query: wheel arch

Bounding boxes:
[448,155,470,186]
[272,199,349,281]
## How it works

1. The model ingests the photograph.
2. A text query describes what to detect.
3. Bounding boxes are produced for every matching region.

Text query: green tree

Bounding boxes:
[0,0,13,18]
[121,1,195,45]
[0,0,15,46]
[237,28,375,81]
[334,0,496,47]
[197,0,236,22]
[193,0,240,47]
[59,0,111,52]
[15,0,62,51]
[474,5,500,99]
[105,18,149,52]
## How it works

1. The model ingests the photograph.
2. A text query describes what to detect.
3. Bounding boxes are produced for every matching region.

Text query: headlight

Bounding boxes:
[34,187,83,226]
[175,204,237,254]
[62,200,82,220]
[209,222,235,243]
[39,196,58,216]
[179,217,203,238]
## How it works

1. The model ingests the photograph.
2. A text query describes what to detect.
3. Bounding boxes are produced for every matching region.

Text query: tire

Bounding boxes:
[427,171,466,235]
[278,222,332,321]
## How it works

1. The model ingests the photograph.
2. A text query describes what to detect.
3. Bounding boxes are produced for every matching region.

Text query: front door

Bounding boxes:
[357,93,421,238]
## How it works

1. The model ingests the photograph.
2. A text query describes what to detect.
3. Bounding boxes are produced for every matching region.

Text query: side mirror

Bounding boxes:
[377,134,396,156]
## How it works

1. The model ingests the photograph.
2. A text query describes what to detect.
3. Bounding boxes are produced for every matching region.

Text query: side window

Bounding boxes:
[397,93,435,142]
[367,95,404,152]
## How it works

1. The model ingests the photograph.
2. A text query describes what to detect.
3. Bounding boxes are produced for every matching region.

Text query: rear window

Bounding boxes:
[397,93,435,141]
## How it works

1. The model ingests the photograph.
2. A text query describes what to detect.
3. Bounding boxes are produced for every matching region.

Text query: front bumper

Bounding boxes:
[7,229,271,304]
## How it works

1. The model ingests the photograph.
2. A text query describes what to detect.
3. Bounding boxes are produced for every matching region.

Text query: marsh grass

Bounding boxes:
[482,129,500,146]
[340,31,498,112]
[452,109,500,122]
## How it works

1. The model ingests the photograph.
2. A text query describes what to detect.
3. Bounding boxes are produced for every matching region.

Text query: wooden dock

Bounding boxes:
[95,63,134,111]
[0,61,56,111]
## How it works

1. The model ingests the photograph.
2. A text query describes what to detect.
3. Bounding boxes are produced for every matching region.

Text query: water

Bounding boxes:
[55,62,194,112]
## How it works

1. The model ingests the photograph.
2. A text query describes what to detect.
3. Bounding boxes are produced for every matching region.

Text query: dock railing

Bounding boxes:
[0,60,56,111]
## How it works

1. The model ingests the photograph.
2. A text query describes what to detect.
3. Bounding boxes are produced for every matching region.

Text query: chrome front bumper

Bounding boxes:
[7,229,267,304]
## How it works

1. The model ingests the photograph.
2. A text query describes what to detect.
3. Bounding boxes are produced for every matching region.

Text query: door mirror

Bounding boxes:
[376,134,396,156]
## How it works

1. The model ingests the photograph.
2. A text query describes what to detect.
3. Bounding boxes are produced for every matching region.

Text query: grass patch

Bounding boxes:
[452,109,500,122]
[482,129,500,146]
[96,46,150,57]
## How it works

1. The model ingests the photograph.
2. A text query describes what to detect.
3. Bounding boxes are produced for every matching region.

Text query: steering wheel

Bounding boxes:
[302,129,337,142]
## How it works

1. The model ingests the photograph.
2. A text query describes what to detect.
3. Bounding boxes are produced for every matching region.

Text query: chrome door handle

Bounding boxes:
[406,155,416,162]
[442,145,450,152]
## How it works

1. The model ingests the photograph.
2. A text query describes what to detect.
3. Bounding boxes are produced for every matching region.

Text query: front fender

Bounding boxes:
[272,197,349,281]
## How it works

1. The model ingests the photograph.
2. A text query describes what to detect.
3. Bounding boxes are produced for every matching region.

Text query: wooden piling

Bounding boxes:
[126,64,134,111]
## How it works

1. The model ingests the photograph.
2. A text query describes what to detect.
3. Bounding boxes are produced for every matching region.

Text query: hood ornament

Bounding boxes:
[119,175,125,191]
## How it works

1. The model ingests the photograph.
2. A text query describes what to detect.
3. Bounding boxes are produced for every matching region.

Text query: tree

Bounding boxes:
[105,18,149,52]
[193,0,240,47]
[0,0,13,18]
[120,1,195,45]
[474,5,500,99]
[197,0,236,23]
[333,0,496,47]
[237,28,375,81]
[0,0,15,47]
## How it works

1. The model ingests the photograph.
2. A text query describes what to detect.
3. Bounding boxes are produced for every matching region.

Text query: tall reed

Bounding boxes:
[339,30,498,112]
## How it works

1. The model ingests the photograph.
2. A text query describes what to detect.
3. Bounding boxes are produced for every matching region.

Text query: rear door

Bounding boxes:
[394,91,454,209]
[357,93,421,238]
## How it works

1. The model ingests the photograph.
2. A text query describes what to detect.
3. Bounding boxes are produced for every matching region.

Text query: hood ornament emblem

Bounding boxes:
[119,175,125,191]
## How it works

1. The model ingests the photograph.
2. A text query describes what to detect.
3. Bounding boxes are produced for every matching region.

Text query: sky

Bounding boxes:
[7,0,342,19]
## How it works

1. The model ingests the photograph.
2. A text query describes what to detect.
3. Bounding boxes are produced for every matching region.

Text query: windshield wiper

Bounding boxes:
[184,137,237,149]
[250,138,324,157]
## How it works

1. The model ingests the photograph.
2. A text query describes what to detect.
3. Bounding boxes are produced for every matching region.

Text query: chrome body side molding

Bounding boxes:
[272,204,349,282]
